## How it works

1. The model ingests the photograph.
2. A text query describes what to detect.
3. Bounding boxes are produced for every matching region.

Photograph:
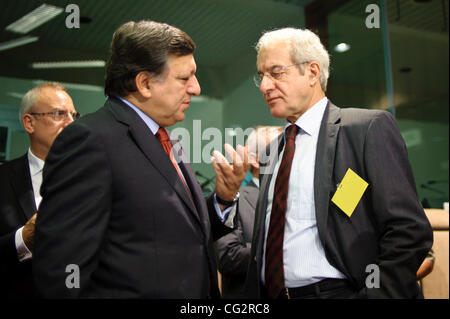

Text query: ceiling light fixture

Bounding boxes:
[31,60,106,69]
[33,80,104,92]
[6,92,25,99]
[0,36,38,52]
[334,43,351,53]
[6,4,64,34]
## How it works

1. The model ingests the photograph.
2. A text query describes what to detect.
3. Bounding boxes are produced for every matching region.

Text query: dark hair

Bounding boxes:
[104,20,196,97]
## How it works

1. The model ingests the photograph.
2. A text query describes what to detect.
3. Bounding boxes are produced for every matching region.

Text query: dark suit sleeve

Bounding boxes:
[0,168,22,275]
[33,122,112,298]
[205,194,236,241]
[214,214,251,276]
[362,112,433,298]
[0,231,20,272]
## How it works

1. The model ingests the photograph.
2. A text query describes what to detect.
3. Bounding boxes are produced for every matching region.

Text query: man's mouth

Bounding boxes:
[266,97,280,104]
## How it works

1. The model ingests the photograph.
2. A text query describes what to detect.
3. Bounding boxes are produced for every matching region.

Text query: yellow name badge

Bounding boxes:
[331,168,369,217]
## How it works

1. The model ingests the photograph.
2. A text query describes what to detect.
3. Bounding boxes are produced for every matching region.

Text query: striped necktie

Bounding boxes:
[265,124,299,298]
[155,127,192,198]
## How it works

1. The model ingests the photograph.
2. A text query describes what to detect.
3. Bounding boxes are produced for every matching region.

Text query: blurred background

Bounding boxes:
[0,0,448,208]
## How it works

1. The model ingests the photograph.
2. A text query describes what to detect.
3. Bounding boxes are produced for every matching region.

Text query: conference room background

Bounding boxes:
[0,0,448,209]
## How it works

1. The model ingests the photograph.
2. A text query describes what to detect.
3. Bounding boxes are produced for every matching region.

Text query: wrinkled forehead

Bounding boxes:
[256,41,293,71]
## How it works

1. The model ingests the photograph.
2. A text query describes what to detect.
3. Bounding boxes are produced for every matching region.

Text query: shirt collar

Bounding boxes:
[117,96,160,135]
[288,96,328,137]
[28,148,44,176]
[252,177,260,188]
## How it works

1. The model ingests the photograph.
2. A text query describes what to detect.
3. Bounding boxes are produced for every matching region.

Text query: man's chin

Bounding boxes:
[269,107,287,119]
[170,114,185,126]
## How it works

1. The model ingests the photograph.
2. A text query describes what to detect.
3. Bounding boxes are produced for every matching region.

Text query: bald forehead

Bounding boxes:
[34,87,74,110]
[37,87,67,100]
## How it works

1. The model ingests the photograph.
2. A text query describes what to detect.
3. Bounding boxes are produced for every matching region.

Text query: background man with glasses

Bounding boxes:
[244,28,433,299]
[0,82,78,298]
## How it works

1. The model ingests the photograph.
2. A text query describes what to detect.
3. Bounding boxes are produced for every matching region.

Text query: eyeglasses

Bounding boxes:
[29,110,81,121]
[253,62,309,87]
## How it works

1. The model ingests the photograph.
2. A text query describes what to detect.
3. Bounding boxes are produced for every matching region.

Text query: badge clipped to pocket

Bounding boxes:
[331,168,368,217]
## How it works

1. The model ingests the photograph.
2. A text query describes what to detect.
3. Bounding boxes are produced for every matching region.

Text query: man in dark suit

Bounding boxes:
[214,126,282,298]
[33,20,247,298]
[0,82,77,298]
[244,28,433,299]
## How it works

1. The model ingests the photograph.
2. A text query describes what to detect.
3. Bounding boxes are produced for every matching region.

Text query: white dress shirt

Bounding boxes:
[15,148,44,262]
[262,97,346,288]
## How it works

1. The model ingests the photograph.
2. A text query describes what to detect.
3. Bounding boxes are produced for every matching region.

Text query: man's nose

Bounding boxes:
[64,113,75,125]
[188,75,201,96]
[260,75,275,94]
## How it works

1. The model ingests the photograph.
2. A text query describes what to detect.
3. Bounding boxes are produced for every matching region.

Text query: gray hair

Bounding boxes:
[20,82,67,118]
[255,28,330,91]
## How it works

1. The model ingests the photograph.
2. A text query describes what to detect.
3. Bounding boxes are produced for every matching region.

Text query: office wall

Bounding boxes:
[398,119,449,209]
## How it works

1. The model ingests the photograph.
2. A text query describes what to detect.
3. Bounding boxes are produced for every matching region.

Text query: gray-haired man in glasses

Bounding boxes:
[0,82,78,298]
[245,27,432,299]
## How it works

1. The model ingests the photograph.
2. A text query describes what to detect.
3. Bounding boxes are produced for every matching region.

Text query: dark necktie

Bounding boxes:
[265,124,299,299]
[155,127,192,197]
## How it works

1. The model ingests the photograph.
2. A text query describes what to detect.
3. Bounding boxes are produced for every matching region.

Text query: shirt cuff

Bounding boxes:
[15,227,32,262]
[213,193,236,227]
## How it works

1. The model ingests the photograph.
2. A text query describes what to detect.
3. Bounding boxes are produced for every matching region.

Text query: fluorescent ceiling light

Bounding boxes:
[191,95,209,102]
[33,80,104,92]
[6,92,25,99]
[334,43,351,53]
[0,36,39,52]
[31,60,106,69]
[6,4,63,34]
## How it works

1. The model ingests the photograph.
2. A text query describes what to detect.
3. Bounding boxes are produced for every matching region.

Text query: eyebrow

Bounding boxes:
[258,64,283,74]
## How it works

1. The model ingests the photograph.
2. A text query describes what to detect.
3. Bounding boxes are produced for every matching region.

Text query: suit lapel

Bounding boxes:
[11,154,36,220]
[176,148,210,232]
[108,98,200,223]
[314,102,341,246]
[258,134,284,211]
[254,134,284,264]
[173,137,208,225]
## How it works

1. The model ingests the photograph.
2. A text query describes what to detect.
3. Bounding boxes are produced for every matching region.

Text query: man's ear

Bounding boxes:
[134,71,153,99]
[22,114,35,134]
[308,61,321,87]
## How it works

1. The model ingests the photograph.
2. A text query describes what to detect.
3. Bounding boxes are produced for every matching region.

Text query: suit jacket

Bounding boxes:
[214,184,259,298]
[245,101,433,299]
[33,97,232,298]
[0,154,39,298]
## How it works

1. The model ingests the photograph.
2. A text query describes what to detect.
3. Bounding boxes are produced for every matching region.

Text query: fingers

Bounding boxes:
[233,144,249,176]
[211,150,229,164]
[23,213,37,251]
[236,144,249,167]
[224,144,237,164]
[211,144,249,173]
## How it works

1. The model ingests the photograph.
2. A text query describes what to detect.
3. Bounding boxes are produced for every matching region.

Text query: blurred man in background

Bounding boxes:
[0,82,77,298]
